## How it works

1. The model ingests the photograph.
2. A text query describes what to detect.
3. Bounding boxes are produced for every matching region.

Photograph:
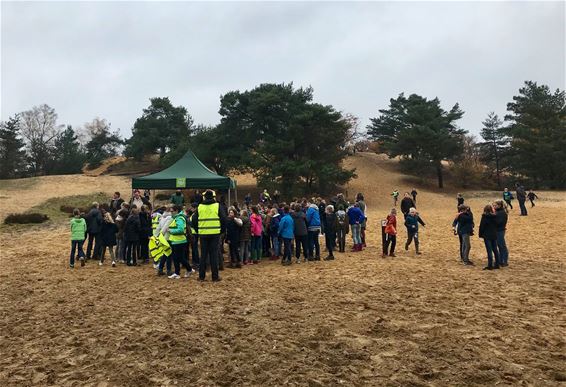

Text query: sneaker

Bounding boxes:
[483,266,493,270]
[70,264,74,269]
[152,263,159,269]
[111,261,116,267]
[212,277,222,282]
[464,260,475,266]
[324,255,335,261]
[404,243,409,251]
[296,259,301,264]
[99,261,103,266]
[389,253,396,257]
[184,271,192,278]
[157,271,165,276]
[168,273,180,279]
[416,252,422,255]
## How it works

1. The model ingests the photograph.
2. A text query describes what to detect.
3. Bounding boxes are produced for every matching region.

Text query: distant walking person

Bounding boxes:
[69,209,87,268]
[391,190,400,207]
[452,205,474,266]
[479,204,500,270]
[457,193,464,210]
[411,188,418,204]
[503,188,514,209]
[382,208,397,258]
[404,208,425,255]
[527,190,538,208]
[516,183,528,216]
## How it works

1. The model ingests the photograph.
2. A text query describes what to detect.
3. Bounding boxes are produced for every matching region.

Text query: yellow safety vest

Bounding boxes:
[198,202,221,235]
[151,214,160,230]
[168,215,187,243]
[149,233,172,262]
[189,213,197,235]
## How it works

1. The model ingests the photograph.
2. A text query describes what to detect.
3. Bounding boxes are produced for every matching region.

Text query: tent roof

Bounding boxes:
[131,150,235,190]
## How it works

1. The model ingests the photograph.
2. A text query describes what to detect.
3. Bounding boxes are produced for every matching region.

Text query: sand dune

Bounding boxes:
[0,153,564,386]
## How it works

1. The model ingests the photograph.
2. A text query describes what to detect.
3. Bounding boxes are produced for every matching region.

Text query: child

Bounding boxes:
[494,200,509,267]
[278,205,295,265]
[124,207,141,266]
[383,208,397,258]
[391,190,400,207]
[291,203,309,263]
[100,212,118,267]
[250,206,263,264]
[479,204,500,270]
[457,193,465,210]
[69,209,87,268]
[411,188,418,204]
[452,205,474,266]
[268,208,281,260]
[335,205,349,253]
[239,210,252,264]
[503,188,514,209]
[306,203,322,260]
[347,203,365,252]
[527,190,538,207]
[404,208,425,255]
[226,209,243,268]
[323,205,338,260]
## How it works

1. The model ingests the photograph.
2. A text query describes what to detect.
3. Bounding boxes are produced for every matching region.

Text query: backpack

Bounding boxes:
[270,216,280,233]
[337,211,346,226]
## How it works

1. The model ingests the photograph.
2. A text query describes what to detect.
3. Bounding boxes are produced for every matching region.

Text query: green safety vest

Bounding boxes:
[198,203,221,235]
[169,215,187,244]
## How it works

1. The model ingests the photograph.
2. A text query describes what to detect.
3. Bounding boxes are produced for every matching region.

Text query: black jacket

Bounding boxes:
[139,212,152,238]
[226,218,242,244]
[291,211,308,237]
[324,213,338,235]
[400,197,415,214]
[495,208,508,232]
[100,222,118,246]
[124,214,141,242]
[455,211,474,235]
[86,208,103,234]
[109,198,124,214]
[516,186,526,201]
[479,213,497,240]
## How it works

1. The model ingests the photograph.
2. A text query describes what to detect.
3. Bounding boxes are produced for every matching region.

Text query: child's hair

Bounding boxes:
[494,200,508,213]
[390,208,397,215]
[284,205,290,213]
[92,202,99,208]
[73,208,80,216]
[251,205,259,214]
[104,212,114,223]
[241,209,249,217]
[457,204,466,212]
[172,205,183,213]
[483,204,493,215]
[409,207,417,214]
[228,209,236,217]
[325,205,334,214]
[270,208,278,215]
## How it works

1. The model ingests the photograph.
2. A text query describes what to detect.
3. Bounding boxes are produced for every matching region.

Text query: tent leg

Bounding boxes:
[228,188,231,206]
[235,188,238,204]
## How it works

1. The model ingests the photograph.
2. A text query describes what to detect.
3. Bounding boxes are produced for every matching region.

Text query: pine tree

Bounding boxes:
[0,115,28,179]
[479,112,508,188]
[49,126,86,174]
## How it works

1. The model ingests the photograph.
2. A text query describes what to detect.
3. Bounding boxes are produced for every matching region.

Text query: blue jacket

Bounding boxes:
[278,214,294,239]
[306,205,321,229]
[404,214,425,231]
[347,207,364,225]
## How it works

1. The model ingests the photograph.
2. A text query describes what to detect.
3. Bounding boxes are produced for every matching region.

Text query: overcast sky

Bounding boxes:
[1,1,564,138]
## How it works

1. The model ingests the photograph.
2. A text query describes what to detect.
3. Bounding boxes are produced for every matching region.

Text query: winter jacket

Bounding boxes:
[100,221,118,247]
[168,213,188,245]
[278,214,295,239]
[306,204,321,230]
[495,208,508,232]
[291,211,308,237]
[454,211,474,235]
[115,209,128,239]
[404,214,425,232]
[250,213,263,237]
[516,186,526,201]
[170,193,185,206]
[86,208,103,234]
[336,210,349,234]
[400,197,415,215]
[479,213,497,240]
[503,191,514,201]
[269,213,281,237]
[70,217,87,241]
[226,217,243,244]
[385,214,397,235]
[240,216,251,241]
[347,207,364,225]
[155,212,173,240]
[109,198,124,214]
[124,214,141,242]
[324,213,338,235]
[139,212,152,238]
[357,200,367,227]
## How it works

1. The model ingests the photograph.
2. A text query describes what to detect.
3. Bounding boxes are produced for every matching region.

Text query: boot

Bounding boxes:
[415,245,421,255]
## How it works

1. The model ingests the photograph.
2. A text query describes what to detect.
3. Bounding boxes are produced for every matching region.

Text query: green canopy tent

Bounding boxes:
[131,150,237,204]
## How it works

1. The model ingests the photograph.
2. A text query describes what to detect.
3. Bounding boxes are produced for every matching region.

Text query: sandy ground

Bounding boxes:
[0,153,565,386]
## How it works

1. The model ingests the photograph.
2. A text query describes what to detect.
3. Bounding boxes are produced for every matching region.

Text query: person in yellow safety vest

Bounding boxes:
[151,207,164,234]
[191,189,226,282]
[155,206,174,276]
[187,203,200,269]
[167,205,194,279]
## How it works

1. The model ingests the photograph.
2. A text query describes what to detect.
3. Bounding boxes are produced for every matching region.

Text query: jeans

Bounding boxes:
[200,235,220,280]
[229,242,240,264]
[251,235,262,261]
[191,235,200,267]
[308,229,320,258]
[70,240,85,266]
[271,235,280,256]
[484,239,500,268]
[351,224,362,245]
[384,234,396,255]
[240,240,250,261]
[325,232,336,255]
[86,232,101,259]
[518,199,528,216]
[504,199,513,209]
[460,233,471,262]
[172,242,191,275]
[125,240,139,265]
[116,238,125,261]
[406,231,419,251]
[294,235,308,259]
[100,245,116,263]
[283,238,293,262]
[496,230,508,265]
[337,228,346,252]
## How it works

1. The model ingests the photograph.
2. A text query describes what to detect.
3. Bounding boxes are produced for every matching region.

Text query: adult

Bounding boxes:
[170,189,185,207]
[516,183,528,216]
[453,205,474,265]
[347,203,365,252]
[306,203,322,260]
[400,192,415,216]
[109,192,124,216]
[479,204,500,270]
[129,189,149,210]
[124,207,141,266]
[85,202,103,260]
[335,193,348,212]
[191,190,203,205]
[291,204,308,263]
[317,198,327,235]
[494,200,509,267]
[278,206,294,265]
[356,193,367,247]
[411,188,418,204]
[503,188,514,209]
[138,205,152,264]
[272,190,281,205]
[192,189,226,282]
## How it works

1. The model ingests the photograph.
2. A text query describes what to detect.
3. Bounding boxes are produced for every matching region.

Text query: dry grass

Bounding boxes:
[0,153,565,386]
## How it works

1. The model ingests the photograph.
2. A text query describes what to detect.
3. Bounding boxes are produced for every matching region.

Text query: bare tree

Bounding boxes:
[18,104,63,175]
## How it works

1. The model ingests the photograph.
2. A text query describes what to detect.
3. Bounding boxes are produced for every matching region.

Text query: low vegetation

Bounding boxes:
[4,212,49,225]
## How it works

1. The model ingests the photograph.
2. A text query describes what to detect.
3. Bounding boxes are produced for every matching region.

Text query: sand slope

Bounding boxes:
[0,153,565,386]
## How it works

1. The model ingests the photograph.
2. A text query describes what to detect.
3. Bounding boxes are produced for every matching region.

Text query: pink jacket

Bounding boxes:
[250,213,263,236]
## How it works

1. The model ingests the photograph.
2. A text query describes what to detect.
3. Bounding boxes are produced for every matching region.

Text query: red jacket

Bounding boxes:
[385,214,397,235]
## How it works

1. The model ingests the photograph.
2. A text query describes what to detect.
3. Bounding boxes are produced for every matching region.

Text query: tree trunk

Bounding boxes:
[436,163,444,188]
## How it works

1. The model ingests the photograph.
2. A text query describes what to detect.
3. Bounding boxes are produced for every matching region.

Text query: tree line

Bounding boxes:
[1,80,564,192]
